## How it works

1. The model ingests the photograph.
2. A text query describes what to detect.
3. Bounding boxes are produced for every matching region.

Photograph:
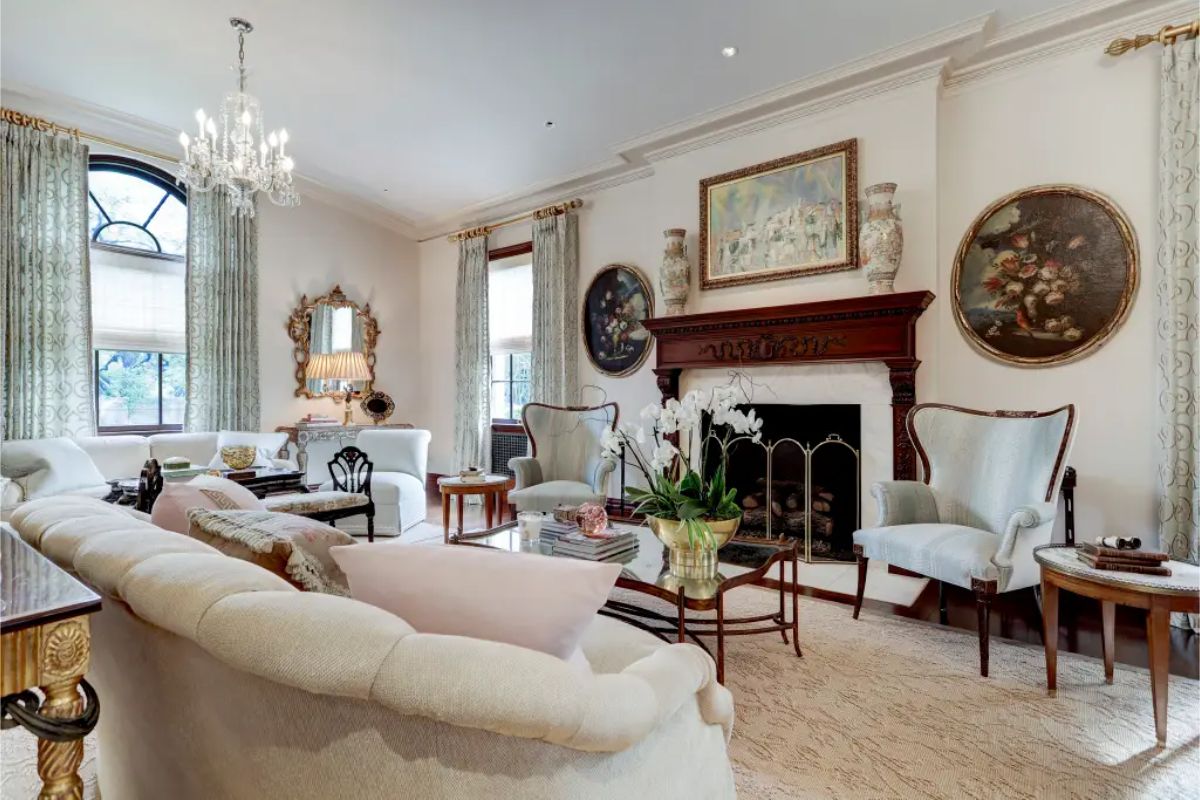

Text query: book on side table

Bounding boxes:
[1076,540,1172,576]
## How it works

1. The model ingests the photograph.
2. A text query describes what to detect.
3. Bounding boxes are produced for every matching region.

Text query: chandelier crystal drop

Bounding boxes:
[177,17,299,217]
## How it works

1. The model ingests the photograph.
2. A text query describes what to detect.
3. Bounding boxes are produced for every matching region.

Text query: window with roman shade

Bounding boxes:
[488,249,533,421]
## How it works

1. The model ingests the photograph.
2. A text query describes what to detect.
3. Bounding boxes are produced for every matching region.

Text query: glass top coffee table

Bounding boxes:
[452,521,801,683]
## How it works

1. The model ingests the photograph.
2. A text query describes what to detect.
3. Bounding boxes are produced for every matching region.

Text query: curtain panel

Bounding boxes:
[1156,38,1199,629]
[185,189,260,432]
[530,211,579,405]
[0,121,95,440]
[454,235,491,471]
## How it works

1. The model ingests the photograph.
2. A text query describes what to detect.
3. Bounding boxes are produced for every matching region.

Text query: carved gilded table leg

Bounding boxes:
[36,676,86,800]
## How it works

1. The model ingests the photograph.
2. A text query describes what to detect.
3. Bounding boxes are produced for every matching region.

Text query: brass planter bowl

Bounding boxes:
[646,515,741,580]
[219,445,257,471]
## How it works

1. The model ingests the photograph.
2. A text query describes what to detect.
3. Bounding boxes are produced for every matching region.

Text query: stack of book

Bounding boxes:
[552,529,638,562]
[300,414,339,426]
[539,519,579,546]
[1077,542,1171,576]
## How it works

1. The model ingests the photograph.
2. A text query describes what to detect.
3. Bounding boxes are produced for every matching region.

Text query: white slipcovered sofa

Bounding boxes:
[8,497,736,799]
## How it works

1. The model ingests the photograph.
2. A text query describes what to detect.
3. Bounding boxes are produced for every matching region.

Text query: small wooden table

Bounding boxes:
[1035,544,1200,747]
[2,527,102,799]
[437,475,512,543]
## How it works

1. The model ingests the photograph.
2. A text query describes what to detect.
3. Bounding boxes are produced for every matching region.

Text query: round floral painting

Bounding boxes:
[582,264,654,376]
[952,185,1138,366]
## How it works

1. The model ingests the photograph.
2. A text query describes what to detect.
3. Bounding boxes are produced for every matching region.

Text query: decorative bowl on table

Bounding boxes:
[162,456,191,471]
[219,445,257,471]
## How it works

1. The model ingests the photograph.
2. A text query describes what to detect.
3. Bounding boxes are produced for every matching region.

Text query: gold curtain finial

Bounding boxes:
[446,198,583,242]
[0,107,80,139]
[1106,20,1199,56]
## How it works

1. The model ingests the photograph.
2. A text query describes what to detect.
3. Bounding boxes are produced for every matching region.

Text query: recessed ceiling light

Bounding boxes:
[545,120,555,128]
[721,46,738,58]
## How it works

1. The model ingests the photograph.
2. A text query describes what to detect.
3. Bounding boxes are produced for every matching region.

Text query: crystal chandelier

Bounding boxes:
[177,18,299,217]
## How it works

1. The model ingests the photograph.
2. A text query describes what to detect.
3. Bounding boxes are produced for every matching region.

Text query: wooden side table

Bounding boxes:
[437,475,512,543]
[1,528,102,799]
[1035,544,1200,747]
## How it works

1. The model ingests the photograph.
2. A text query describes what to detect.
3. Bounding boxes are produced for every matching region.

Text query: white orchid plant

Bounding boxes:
[602,386,763,549]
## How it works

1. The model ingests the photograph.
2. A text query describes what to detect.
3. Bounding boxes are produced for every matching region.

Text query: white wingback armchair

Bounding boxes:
[852,403,1076,677]
[508,403,618,513]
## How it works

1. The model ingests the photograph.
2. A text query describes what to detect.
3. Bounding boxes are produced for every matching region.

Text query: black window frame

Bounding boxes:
[94,350,185,435]
[88,154,187,261]
[490,352,532,424]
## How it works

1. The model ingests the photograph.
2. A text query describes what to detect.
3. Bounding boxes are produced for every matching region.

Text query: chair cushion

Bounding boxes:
[263,491,370,514]
[319,471,422,505]
[151,476,265,534]
[330,542,620,661]
[853,523,1001,590]
[1,438,109,500]
[186,509,357,594]
[508,480,604,511]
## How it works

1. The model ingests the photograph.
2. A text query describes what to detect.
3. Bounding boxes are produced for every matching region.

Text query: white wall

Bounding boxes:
[259,195,419,433]
[417,42,1165,543]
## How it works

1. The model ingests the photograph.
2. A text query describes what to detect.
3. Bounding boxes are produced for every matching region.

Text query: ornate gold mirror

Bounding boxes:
[287,285,379,399]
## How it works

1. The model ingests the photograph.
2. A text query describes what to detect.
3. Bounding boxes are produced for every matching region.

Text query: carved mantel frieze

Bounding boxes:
[641,290,935,480]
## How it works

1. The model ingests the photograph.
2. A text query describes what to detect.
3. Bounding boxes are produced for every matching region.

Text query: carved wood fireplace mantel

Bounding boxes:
[640,290,935,481]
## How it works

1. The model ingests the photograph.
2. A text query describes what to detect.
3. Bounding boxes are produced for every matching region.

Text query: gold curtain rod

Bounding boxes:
[1,107,179,164]
[447,198,584,242]
[1106,19,1199,56]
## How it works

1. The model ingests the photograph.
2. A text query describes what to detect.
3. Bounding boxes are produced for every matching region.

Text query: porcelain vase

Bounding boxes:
[859,182,903,295]
[660,228,690,316]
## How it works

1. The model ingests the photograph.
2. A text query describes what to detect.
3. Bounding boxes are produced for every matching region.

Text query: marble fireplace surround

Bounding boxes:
[640,290,935,484]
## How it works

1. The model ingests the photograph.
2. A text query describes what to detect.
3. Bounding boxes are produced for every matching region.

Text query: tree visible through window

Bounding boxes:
[488,246,533,421]
[89,156,188,433]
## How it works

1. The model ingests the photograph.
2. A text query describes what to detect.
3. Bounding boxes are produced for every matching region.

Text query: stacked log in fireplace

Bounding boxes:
[740,477,838,555]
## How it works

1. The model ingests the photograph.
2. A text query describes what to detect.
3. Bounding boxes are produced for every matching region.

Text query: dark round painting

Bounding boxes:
[952,185,1138,366]
[582,264,654,376]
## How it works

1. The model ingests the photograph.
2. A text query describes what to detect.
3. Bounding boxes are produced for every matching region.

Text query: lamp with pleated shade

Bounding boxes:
[306,350,371,425]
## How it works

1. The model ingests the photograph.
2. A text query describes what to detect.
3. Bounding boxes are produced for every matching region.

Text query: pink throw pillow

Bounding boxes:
[329,543,621,661]
[151,476,264,534]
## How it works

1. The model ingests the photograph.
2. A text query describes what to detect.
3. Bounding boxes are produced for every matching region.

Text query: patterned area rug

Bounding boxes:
[4,587,1195,799]
[644,586,1199,800]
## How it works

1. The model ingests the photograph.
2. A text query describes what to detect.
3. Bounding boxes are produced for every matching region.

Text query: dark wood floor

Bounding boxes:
[426,491,1198,679]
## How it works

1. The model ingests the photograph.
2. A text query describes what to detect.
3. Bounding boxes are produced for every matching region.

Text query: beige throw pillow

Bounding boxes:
[186,509,357,595]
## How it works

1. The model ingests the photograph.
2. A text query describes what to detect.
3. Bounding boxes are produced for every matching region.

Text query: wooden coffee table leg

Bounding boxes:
[1147,595,1171,746]
[1101,600,1116,685]
[791,547,802,657]
[456,495,464,536]
[676,594,686,644]
[484,492,493,528]
[1041,572,1059,695]
[716,592,726,685]
[441,491,450,543]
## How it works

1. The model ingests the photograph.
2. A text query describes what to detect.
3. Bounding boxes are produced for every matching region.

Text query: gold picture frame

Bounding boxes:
[951,184,1138,367]
[581,264,655,377]
[700,138,858,290]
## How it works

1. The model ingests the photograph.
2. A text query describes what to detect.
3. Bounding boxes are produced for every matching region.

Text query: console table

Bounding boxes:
[275,422,413,476]
[1,528,102,799]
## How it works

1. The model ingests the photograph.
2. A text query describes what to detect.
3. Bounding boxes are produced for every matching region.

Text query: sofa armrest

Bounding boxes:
[591,458,616,495]
[870,481,939,527]
[508,457,543,490]
[994,501,1058,568]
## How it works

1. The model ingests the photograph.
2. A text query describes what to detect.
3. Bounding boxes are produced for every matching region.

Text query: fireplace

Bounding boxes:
[707,403,861,562]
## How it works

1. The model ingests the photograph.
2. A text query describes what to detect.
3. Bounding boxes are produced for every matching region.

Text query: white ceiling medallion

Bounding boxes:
[177,17,299,217]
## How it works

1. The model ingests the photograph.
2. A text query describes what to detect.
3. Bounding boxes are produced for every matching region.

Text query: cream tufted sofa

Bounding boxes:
[8,498,736,799]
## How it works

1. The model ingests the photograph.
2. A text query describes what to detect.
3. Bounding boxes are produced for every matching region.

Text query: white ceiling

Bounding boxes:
[3,0,1064,232]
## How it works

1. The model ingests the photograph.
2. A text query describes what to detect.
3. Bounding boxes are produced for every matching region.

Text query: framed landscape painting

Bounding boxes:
[581,264,654,377]
[951,184,1138,367]
[700,138,858,290]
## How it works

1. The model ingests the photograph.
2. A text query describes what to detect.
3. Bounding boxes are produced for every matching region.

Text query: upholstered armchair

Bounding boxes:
[852,403,1076,677]
[508,402,619,513]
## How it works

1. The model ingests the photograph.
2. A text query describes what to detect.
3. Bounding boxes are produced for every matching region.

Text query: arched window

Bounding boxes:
[88,155,187,257]
[88,156,188,433]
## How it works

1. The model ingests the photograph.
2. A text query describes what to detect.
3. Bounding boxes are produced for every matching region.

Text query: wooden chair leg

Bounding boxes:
[938,581,948,625]
[367,514,375,544]
[973,578,997,677]
[852,544,868,620]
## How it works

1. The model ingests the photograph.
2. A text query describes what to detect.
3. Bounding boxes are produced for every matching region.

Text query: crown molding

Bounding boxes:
[944,0,1193,92]
[0,82,419,239]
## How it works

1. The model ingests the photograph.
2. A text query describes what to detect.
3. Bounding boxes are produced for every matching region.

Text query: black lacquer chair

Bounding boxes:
[263,446,377,542]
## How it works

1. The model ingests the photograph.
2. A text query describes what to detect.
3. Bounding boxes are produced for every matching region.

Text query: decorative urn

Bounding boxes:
[646,515,740,580]
[859,182,903,294]
[659,228,690,316]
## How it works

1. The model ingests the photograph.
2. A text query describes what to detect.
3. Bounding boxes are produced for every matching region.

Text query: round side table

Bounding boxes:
[437,475,512,543]
[1034,544,1200,747]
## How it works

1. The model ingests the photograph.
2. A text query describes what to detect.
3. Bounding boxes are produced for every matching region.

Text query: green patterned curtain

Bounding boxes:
[0,121,95,440]
[454,234,490,471]
[530,211,579,405]
[185,188,260,431]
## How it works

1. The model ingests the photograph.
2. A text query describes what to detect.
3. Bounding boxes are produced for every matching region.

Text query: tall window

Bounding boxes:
[488,244,533,422]
[88,156,188,433]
